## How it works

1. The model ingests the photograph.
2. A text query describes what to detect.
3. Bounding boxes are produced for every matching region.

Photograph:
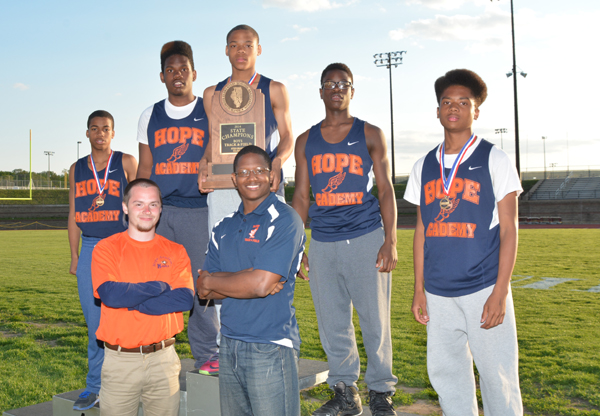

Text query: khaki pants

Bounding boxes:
[100,344,180,416]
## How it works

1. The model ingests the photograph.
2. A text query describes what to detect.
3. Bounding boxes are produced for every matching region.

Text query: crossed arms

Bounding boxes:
[196,268,284,300]
[92,241,194,316]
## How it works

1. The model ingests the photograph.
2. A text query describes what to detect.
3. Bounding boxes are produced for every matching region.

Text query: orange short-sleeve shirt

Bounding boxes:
[92,231,193,348]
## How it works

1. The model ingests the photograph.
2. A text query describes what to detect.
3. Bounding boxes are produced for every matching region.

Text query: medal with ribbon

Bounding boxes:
[439,134,477,210]
[228,71,257,85]
[89,150,114,207]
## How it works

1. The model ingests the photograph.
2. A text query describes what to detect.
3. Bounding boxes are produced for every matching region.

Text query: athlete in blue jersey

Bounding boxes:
[196,24,294,375]
[136,41,219,370]
[292,63,398,416]
[68,110,137,411]
[198,146,305,416]
[405,69,523,416]
[198,24,293,199]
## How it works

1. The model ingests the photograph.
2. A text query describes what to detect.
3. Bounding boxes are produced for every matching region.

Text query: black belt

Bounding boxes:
[104,337,175,354]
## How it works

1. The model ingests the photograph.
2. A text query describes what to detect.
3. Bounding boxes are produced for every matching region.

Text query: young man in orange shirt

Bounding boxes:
[92,178,194,416]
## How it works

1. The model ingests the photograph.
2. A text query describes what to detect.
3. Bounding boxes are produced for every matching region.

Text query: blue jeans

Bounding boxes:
[76,236,104,394]
[219,336,299,416]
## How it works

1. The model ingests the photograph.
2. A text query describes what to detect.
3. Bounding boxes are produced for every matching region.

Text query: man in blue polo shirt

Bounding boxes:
[197,145,305,416]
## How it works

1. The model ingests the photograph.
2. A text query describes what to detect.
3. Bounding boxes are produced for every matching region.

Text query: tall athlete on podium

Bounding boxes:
[136,41,219,370]
[197,24,294,375]
[292,63,398,416]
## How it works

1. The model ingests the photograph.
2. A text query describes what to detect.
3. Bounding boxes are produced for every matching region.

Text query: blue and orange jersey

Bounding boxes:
[305,118,382,242]
[147,99,208,208]
[420,139,499,297]
[74,151,128,238]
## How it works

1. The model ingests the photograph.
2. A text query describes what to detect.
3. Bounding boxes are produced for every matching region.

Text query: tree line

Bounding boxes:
[0,169,68,183]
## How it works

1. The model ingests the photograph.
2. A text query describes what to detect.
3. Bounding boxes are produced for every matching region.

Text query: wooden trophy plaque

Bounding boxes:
[204,81,266,189]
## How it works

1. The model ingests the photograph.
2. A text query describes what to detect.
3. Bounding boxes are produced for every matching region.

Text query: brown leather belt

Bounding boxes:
[104,337,175,354]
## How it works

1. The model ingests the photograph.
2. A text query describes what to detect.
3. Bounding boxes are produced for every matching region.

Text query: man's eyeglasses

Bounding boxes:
[321,81,353,90]
[234,167,271,177]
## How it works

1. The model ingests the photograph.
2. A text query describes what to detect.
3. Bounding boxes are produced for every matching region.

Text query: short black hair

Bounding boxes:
[226,25,259,44]
[434,69,487,107]
[123,178,162,206]
[160,41,195,72]
[233,145,271,172]
[87,110,114,130]
[320,63,354,85]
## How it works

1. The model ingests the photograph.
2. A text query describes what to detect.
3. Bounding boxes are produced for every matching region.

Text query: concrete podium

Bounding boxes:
[3,358,329,416]
[186,358,329,416]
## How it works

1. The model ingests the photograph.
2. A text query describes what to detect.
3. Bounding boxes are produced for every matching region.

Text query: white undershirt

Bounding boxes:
[136,97,199,145]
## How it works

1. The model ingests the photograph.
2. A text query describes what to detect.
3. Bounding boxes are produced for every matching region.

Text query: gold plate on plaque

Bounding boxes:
[205,82,265,189]
[220,81,254,115]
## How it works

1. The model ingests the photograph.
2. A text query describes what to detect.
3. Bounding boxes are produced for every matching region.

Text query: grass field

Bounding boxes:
[1,229,599,415]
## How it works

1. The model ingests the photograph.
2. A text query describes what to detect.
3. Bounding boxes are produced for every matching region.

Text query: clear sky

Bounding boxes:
[1,0,598,179]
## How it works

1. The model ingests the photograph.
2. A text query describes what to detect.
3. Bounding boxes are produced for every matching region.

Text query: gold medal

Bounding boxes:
[440,196,452,210]
[89,150,113,209]
[439,134,477,206]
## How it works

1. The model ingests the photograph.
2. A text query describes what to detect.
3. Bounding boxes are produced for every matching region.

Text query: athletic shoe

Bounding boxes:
[367,390,397,416]
[198,353,219,375]
[73,391,99,411]
[312,381,363,416]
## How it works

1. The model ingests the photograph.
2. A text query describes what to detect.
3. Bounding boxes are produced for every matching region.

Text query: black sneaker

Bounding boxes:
[73,391,99,411]
[368,390,396,416]
[312,382,363,416]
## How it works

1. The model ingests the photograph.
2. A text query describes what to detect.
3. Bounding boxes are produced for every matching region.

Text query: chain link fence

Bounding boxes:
[0,179,67,189]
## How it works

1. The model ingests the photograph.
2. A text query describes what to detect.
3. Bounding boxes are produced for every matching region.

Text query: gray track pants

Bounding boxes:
[207,189,241,235]
[426,285,523,416]
[308,227,397,393]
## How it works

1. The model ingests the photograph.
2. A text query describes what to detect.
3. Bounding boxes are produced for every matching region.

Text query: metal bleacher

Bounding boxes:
[529,176,600,200]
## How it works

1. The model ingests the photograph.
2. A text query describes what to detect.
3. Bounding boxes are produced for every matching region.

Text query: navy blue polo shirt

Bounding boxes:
[202,192,305,350]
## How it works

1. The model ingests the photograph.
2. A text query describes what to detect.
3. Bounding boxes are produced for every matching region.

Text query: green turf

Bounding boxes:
[0,229,599,415]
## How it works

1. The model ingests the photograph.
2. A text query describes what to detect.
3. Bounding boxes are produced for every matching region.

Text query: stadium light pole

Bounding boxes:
[44,151,55,180]
[492,0,522,178]
[373,50,406,184]
[495,128,507,150]
[77,141,82,160]
[541,136,547,179]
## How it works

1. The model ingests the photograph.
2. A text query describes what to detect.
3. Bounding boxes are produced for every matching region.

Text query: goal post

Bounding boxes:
[0,130,33,201]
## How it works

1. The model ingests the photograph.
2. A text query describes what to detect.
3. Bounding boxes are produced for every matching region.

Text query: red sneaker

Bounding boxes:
[198,354,219,375]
